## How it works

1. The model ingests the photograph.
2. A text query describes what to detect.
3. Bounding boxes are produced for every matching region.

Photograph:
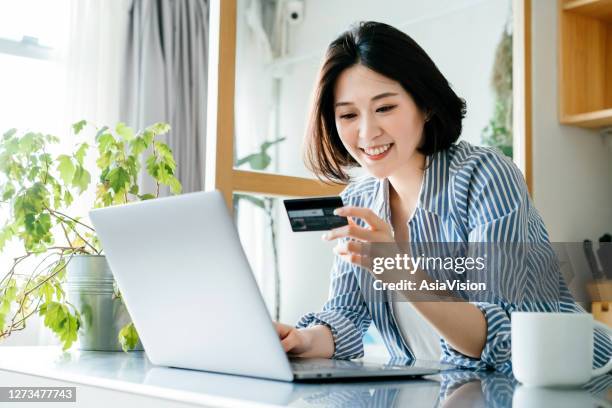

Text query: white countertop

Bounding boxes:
[0,346,610,407]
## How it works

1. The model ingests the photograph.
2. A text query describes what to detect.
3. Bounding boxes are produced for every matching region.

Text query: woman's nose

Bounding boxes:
[358,114,381,143]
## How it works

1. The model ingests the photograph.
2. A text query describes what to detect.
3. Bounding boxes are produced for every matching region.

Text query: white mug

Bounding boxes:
[511,312,612,387]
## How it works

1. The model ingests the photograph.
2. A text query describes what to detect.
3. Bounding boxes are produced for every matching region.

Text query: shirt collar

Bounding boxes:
[373,151,447,225]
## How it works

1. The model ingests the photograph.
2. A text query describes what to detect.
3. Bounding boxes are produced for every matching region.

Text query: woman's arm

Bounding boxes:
[275,249,373,359]
[328,206,488,359]
[274,322,334,358]
[409,301,486,358]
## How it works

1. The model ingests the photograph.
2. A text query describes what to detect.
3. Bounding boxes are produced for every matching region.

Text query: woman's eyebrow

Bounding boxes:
[334,92,399,107]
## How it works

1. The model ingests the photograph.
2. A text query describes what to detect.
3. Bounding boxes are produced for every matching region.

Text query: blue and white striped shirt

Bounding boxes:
[297,141,612,372]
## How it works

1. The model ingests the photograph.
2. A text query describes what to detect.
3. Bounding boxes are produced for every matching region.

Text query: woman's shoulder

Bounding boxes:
[446,140,527,198]
[447,140,515,172]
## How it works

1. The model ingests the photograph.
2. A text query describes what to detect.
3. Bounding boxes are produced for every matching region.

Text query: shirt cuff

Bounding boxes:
[296,310,364,359]
[440,302,512,372]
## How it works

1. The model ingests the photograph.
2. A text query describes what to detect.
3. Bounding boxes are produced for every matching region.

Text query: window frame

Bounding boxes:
[205,0,533,210]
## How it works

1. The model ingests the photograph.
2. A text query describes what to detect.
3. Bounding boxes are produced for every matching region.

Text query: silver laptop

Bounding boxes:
[89,190,439,381]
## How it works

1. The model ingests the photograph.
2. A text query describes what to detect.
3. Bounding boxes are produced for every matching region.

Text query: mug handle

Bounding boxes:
[591,321,612,378]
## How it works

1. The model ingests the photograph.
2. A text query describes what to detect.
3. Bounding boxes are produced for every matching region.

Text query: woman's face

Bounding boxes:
[333,64,427,179]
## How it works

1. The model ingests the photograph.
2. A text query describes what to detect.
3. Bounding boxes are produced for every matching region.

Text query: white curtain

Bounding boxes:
[122,0,209,195]
[64,0,131,129]
[22,0,131,346]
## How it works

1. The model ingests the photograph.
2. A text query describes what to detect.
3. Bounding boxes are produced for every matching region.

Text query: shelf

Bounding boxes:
[560,108,612,128]
[558,0,612,128]
[563,0,612,21]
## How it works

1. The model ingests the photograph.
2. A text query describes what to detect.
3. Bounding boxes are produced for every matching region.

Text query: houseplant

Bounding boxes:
[481,27,513,158]
[0,120,181,351]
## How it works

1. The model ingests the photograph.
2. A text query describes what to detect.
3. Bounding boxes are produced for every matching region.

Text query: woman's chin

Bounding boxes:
[362,165,393,180]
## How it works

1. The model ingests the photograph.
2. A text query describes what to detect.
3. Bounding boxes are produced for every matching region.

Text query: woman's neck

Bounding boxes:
[387,152,426,217]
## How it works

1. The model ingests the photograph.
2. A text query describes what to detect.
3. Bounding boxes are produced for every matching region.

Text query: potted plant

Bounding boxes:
[0,120,181,351]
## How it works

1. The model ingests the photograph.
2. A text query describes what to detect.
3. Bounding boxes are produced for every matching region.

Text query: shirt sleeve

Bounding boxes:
[440,149,530,371]
[296,252,372,359]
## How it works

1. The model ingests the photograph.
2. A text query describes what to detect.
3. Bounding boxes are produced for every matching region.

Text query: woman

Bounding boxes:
[274,21,611,372]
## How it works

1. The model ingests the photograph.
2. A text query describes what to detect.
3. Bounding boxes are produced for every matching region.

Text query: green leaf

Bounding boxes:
[95,126,109,140]
[0,280,17,331]
[52,258,67,281]
[260,137,286,152]
[168,176,182,195]
[0,223,15,251]
[138,193,156,200]
[72,120,87,135]
[97,133,115,153]
[39,301,80,350]
[118,322,139,352]
[145,155,158,178]
[57,155,75,185]
[108,167,130,194]
[19,132,41,154]
[74,143,89,165]
[96,150,112,170]
[125,155,138,176]
[147,122,170,135]
[63,189,73,206]
[27,165,40,182]
[249,152,271,170]
[236,152,271,170]
[2,183,15,201]
[129,136,147,156]
[38,213,51,235]
[3,128,17,140]
[154,142,174,162]
[39,281,55,303]
[72,166,91,193]
[116,122,134,141]
[142,130,155,146]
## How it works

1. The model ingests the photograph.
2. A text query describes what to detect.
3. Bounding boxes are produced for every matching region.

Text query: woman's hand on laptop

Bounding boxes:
[274,322,334,358]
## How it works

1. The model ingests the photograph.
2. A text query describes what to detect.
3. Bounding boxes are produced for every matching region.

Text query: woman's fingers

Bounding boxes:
[274,322,292,339]
[280,330,300,353]
[323,222,372,241]
[334,206,387,230]
[338,252,372,270]
[333,240,362,256]
[274,322,302,353]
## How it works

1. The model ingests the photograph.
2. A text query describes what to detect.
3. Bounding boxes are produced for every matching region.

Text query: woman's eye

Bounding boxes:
[376,105,396,113]
[339,113,357,120]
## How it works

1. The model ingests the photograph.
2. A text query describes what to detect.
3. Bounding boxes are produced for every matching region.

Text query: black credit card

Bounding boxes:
[284,196,348,232]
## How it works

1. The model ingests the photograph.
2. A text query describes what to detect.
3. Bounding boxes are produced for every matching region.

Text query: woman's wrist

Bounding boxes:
[295,325,334,358]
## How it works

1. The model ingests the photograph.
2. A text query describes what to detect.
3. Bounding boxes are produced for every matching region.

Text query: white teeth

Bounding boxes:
[363,143,392,156]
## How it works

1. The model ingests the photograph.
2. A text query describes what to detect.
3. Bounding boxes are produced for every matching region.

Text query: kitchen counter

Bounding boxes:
[0,346,609,407]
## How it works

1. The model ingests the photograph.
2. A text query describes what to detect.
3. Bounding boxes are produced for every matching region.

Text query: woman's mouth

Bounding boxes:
[360,143,393,160]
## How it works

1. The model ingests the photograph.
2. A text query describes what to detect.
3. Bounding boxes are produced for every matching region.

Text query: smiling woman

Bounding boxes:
[272,21,612,373]
[304,21,465,184]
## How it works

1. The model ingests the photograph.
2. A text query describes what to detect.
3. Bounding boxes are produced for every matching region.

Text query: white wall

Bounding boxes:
[531,1,612,242]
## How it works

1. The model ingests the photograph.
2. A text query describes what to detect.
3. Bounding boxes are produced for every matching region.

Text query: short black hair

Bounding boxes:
[304,21,467,183]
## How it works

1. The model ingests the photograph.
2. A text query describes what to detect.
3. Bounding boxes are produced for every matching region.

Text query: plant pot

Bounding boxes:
[65,255,143,351]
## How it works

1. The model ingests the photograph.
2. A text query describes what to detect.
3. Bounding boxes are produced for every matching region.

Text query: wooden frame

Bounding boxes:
[206,0,533,207]
[206,0,343,210]
[514,0,534,195]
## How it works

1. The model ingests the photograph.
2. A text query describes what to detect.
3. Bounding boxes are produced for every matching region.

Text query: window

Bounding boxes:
[0,0,71,345]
